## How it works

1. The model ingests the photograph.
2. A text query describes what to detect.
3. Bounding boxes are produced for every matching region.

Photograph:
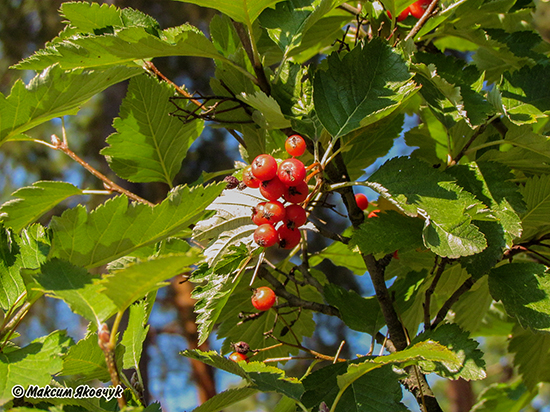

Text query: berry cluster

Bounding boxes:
[387,0,431,21]
[243,135,310,250]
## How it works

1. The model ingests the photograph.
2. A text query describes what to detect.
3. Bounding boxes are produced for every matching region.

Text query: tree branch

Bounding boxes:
[424,257,448,330]
[431,277,476,329]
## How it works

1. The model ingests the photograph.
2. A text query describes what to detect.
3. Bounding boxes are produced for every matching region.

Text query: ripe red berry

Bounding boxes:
[251,286,277,311]
[251,154,278,181]
[285,134,306,157]
[278,158,306,186]
[253,200,285,225]
[283,181,309,204]
[277,226,301,249]
[367,209,380,218]
[229,352,249,362]
[285,204,307,228]
[260,176,286,201]
[243,166,261,188]
[253,223,277,248]
[409,0,430,18]
[355,193,369,210]
[388,7,410,21]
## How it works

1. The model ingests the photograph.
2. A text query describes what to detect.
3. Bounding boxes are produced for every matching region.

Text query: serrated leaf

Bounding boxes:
[302,363,407,412]
[351,210,424,256]
[173,0,281,25]
[0,181,83,233]
[49,183,224,268]
[103,254,198,311]
[191,246,250,345]
[241,362,304,400]
[471,381,535,412]
[324,284,385,335]
[0,331,72,404]
[191,387,259,412]
[313,38,417,138]
[259,0,338,54]
[101,75,203,185]
[181,349,249,379]
[238,91,291,129]
[508,325,550,390]
[413,323,486,380]
[0,226,26,311]
[121,299,150,371]
[309,240,366,276]
[489,262,550,332]
[479,120,550,174]
[365,157,487,258]
[37,259,117,324]
[193,187,263,266]
[0,65,142,146]
[519,174,550,240]
[61,333,124,382]
[60,2,123,32]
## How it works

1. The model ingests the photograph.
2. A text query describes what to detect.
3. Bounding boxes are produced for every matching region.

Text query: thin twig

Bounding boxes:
[423,257,448,330]
[431,277,476,329]
[404,0,439,42]
[50,135,154,207]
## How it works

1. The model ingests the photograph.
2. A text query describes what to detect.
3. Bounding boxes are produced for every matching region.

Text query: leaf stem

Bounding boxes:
[404,0,439,42]
[423,257,448,330]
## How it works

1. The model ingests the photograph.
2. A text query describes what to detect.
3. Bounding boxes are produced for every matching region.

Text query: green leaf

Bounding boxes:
[101,75,203,185]
[37,259,117,325]
[309,240,366,276]
[413,323,486,380]
[341,113,405,180]
[479,120,550,174]
[238,91,291,129]
[471,381,535,412]
[324,284,385,336]
[0,181,83,233]
[49,183,224,268]
[103,254,199,311]
[173,0,281,25]
[453,277,493,333]
[241,362,305,401]
[259,0,338,54]
[191,387,259,412]
[508,325,550,390]
[60,2,123,32]
[519,174,550,240]
[489,262,550,332]
[181,349,248,379]
[121,299,151,371]
[0,226,26,311]
[302,363,407,412]
[0,65,142,145]
[365,157,487,258]
[61,333,123,382]
[190,246,250,346]
[350,210,424,256]
[14,25,223,71]
[0,331,72,404]
[313,38,417,138]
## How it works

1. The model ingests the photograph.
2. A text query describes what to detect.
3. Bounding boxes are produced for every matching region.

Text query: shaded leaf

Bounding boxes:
[173,0,281,25]
[121,299,151,371]
[192,387,259,412]
[0,226,25,311]
[489,262,550,332]
[508,325,550,390]
[101,75,203,185]
[519,174,550,240]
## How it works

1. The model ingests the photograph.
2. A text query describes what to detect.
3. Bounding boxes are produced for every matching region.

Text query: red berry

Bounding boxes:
[409,0,430,18]
[243,166,261,188]
[283,181,309,204]
[285,134,306,157]
[388,7,410,21]
[260,177,286,201]
[253,200,285,225]
[251,154,278,181]
[368,209,380,218]
[253,223,277,248]
[277,226,301,249]
[355,193,369,210]
[252,202,267,225]
[278,158,306,186]
[251,286,277,311]
[229,352,249,362]
[285,204,307,228]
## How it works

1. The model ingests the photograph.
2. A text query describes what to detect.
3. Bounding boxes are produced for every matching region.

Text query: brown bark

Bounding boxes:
[171,278,217,403]
[446,378,475,412]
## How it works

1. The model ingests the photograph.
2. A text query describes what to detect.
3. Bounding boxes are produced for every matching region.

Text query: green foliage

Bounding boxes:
[2,0,550,411]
